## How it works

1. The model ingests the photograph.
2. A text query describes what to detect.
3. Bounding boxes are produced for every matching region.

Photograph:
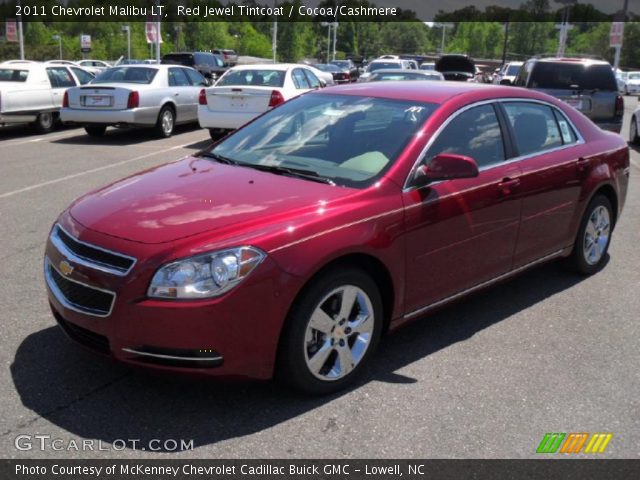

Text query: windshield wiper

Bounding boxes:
[198,151,239,165]
[245,164,336,185]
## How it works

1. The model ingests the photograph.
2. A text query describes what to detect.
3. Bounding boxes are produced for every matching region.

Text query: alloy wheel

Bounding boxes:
[583,205,610,266]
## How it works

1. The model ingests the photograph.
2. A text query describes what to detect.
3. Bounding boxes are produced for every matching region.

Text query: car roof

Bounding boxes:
[316,81,554,105]
[228,64,301,72]
[534,57,610,66]
[371,69,440,75]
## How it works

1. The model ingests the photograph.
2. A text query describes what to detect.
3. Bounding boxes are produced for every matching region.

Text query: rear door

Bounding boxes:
[402,103,522,314]
[168,67,194,121]
[498,101,584,267]
[46,67,77,108]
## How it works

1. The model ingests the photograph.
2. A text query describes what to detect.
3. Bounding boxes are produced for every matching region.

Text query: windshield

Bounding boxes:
[314,64,340,72]
[627,72,640,80]
[506,64,521,75]
[208,94,437,188]
[369,62,402,71]
[530,63,617,91]
[217,69,285,87]
[0,68,28,82]
[161,54,193,66]
[92,67,157,84]
[420,64,435,70]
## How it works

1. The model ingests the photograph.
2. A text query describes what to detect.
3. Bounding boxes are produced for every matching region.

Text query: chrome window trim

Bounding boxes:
[44,256,116,318]
[51,224,137,276]
[403,98,585,191]
[121,348,223,363]
[403,249,564,320]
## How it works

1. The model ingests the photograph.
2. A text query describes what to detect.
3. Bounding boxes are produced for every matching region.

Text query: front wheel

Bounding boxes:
[209,128,228,140]
[567,195,613,275]
[278,267,383,395]
[155,106,175,138]
[85,126,106,137]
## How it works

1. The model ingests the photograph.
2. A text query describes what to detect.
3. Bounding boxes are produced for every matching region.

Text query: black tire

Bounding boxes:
[277,267,383,395]
[84,126,106,137]
[630,116,639,145]
[567,195,613,275]
[155,105,175,138]
[209,128,228,140]
[33,112,55,133]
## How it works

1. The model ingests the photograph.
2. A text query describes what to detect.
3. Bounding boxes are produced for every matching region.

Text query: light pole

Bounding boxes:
[613,0,630,70]
[122,25,131,60]
[332,22,338,62]
[555,0,576,57]
[52,35,62,60]
[17,0,24,60]
[321,22,332,63]
[434,23,454,54]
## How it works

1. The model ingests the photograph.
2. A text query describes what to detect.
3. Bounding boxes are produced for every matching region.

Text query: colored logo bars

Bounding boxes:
[536,433,613,454]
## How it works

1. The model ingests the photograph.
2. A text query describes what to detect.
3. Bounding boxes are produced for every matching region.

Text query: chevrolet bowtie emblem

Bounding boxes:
[59,260,74,276]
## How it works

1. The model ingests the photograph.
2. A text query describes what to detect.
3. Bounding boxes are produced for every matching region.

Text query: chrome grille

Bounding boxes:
[45,257,115,317]
[50,224,136,276]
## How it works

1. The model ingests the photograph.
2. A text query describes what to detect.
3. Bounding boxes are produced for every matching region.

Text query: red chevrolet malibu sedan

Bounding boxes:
[45,82,629,394]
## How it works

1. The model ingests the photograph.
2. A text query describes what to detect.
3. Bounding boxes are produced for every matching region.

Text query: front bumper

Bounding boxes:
[44,216,294,380]
[60,107,159,127]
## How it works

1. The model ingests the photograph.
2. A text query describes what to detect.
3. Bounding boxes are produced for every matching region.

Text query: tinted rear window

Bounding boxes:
[161,54,194,66]
[93,67,157,84]
[530,63,617,91]
[0,69,28,82]
[217,69,285,87]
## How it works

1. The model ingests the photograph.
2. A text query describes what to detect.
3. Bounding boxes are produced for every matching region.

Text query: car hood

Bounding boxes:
[435,56,476,75]
[69,157,353,244]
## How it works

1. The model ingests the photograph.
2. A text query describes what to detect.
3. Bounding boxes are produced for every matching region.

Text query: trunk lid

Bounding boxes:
[205,86,275,114]
[66,84,134,110]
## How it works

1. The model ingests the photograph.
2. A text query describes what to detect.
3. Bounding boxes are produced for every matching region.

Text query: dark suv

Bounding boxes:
[161,52,227,81]
[514,57,623,133]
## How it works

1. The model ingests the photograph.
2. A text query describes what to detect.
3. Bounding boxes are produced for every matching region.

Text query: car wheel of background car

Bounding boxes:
[84,126,107,137]
[277,267,383,395]
[568,195,613,275]
[155,105,175,138]
[208,128,228,140]
[630,116,639,144]
[33,112,54,133]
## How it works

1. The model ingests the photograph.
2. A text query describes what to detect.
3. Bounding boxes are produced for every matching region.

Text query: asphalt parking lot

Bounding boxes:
[1,99,639,459]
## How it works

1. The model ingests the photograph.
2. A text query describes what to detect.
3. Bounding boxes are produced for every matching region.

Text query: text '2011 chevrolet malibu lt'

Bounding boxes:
[45,82,629,394]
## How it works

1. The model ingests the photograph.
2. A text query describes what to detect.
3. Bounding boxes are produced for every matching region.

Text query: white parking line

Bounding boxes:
[0,145,188,200]
[2,129,82,147]
[631,156,640,170]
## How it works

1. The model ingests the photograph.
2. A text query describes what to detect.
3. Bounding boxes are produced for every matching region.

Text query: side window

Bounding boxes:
[303,68,320,88]
[502,102,563,156]
[183,68,206,86]
[514,61,530,87]
[168,68,190,87]
[46,67,76,88]
[553,109,578,144]
[70,67,94,85]
[292,68,311,89]
[426,104,505,169]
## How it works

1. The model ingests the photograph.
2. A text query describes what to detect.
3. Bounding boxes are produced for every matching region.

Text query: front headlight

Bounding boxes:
[147,246,265,299]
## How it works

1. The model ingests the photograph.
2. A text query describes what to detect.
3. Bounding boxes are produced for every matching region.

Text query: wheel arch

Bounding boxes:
[589,183,619,229]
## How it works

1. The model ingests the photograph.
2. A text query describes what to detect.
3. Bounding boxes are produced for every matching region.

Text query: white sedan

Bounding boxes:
[61,64,208,137]
[623,71,640,95]
[198,64,323,139]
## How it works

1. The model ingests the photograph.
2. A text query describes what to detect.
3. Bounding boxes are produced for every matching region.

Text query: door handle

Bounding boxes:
[576,157,590,172]
[498,177,520,196]
[174,93,180,96]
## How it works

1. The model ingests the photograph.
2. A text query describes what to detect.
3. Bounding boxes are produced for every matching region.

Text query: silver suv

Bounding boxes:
[514,57,623,133]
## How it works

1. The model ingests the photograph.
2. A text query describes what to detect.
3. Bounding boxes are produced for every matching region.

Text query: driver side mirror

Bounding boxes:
[412,153,479,187]
[318,79,326,88]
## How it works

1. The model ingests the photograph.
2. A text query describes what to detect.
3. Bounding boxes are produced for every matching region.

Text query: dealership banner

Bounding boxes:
[5,19,17,42]
[3,459,640,479]
[144,22,162,44]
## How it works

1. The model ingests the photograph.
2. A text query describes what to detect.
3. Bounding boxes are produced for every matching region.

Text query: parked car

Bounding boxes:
[313,63,347,84]
[161,52,226,81]
[513,57,623,133]
[358,59,405,82]
[493,61,523,85]
[77,60,111,75]
[362,69,444,82]
[60,64,207,137]
[622,71,640,95]
[0,61,94,132]
[435,54,477,82]
[330,60,360,82]
[198,64,323,139]
[45,82,629,394]
[211,49,238,67]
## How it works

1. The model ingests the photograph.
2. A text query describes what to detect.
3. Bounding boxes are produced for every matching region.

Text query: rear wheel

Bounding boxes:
[630,116,639,144]
[278,267,383,395]
[567,195,613,275]
[84,126,106,137]
[33,112,54,133]
[155,106,175,138]
[209,128,228,140]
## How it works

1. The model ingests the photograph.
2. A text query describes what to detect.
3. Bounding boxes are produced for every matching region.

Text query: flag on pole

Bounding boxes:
[5,20,18,42]
[145,22,163,44]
